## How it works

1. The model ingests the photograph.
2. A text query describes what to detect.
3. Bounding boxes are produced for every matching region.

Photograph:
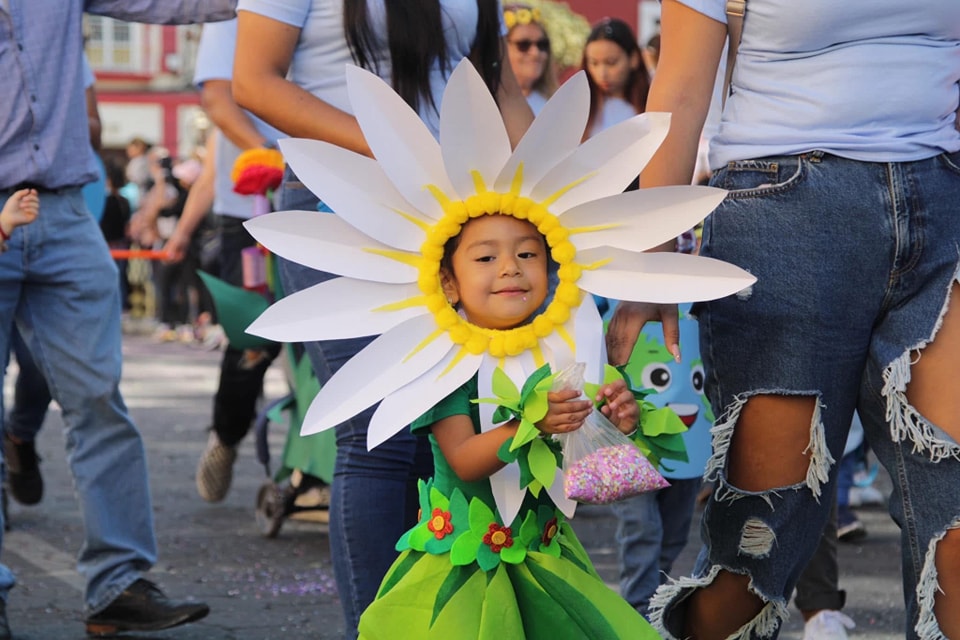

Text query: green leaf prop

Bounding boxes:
[528,437,557,489]
[196,271,272,350]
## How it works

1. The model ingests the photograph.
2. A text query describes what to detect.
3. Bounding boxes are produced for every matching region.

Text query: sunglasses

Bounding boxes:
[510,38,550,53]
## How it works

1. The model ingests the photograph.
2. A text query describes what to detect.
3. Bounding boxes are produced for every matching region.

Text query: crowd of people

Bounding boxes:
[1,1,958,639]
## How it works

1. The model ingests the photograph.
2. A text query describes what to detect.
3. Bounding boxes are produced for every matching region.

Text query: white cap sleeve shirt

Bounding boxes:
[194,18,286,219]
[237,0,482,139]
[677,0,960,169]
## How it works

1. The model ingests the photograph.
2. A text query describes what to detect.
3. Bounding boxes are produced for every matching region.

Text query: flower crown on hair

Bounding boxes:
[503,6,542,29]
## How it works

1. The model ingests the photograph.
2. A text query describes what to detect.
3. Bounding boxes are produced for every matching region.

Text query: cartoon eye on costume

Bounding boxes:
[243,60,756,522]
[690,363,705,394]
[641,362,672,393]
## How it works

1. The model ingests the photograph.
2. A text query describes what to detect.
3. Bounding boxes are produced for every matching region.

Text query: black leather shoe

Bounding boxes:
[85,579,209,637]
[4,433,43,505]
[0,598,10,640]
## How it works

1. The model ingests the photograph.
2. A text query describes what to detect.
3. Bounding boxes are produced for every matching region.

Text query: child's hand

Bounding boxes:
[1,188,39,231]
[596,379,639,436]
[535,389,593,435]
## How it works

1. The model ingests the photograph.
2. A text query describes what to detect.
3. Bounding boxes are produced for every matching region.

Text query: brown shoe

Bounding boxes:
[85,579,209,636]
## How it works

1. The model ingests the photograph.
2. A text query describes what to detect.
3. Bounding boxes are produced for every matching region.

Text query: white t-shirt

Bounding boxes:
[678,0,960,168]
[194,18,285,219]
[236,0,490,139]
[585,97,637,139]
[526,90,548,116]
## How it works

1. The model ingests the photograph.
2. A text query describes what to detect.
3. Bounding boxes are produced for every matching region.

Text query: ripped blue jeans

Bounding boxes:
[651,151,960,639]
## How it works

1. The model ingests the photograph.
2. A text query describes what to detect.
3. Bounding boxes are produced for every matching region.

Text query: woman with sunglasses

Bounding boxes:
[504,4,557,115]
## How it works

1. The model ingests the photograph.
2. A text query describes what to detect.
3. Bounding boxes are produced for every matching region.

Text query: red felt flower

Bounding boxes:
[542,517,558,546]
[482,523,514,553]
[234,165,284,196]
[426,508,454,539]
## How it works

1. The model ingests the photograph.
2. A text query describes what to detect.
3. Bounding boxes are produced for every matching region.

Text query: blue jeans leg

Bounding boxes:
[0,190,156,612]
[612,491,663,618]
[277,176,434,639]
[613,477,701,618]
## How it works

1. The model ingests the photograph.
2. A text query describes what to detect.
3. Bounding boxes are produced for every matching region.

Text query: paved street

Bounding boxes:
[2,331,905,639]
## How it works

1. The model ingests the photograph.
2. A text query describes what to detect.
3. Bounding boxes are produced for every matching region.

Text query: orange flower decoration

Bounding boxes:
[482,523,514,553]
[426,508,454,540]
[232,148,285,196]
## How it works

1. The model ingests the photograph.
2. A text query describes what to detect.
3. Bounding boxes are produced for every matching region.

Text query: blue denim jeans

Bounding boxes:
[653,151,960,639]
[0,188,156,611]
[276,174,433,639]
[611,477,701,618]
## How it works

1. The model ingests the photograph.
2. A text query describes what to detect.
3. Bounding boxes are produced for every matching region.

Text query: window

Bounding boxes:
[85,16,143,71]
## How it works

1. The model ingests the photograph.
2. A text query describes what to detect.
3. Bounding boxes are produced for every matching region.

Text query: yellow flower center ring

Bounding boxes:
[419,167,582,359]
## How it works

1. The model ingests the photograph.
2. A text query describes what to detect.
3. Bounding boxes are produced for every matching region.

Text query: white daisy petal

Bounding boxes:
[490,466,526,526]
[573,295,604,386]
[279,138,429,252]
[543,326,576,373]
[544,470,577,518]
[576,248,757,303]
[346,65,455,220]
[493,72,590,195]
[440,60,512,200]
[531,112,671,213]
[300,315,455,435]
[560,186,727,253]
[244,211,418,283]
[367,349,484,450]
[246,278,426,342]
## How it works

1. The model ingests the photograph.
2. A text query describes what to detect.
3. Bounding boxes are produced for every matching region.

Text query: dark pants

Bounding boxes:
[210,215,280,447]
[794,501,845,612]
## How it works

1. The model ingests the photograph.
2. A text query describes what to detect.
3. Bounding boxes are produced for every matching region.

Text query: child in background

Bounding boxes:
[0,189,39,252]
[582,17,651,140]
[357,213,658,639]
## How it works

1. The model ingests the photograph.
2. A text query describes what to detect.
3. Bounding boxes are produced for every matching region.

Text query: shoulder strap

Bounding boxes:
[723,0,746,107]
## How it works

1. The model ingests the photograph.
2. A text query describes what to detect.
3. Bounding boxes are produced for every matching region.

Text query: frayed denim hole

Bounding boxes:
[884,273,960,462]
[915,519,960,640]
[708,392,830,502]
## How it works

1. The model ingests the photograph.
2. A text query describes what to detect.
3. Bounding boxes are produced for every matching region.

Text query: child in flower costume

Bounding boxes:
[356,212,659,638]
[242,60,755,638]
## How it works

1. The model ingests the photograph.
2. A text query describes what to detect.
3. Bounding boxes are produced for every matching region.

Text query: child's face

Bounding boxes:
[441,215,549,330]
[585,39,638,100]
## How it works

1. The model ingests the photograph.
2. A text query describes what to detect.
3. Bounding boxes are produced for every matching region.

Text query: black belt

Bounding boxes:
[0,182,78,195]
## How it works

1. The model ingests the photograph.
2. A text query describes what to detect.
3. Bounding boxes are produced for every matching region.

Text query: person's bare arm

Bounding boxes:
[202,79,269,151]
[434,390,591,483]
[607,1,727,366]
[85,85,102,151]
[233,10,371,156]
[640,0,726,194]
[164,132,216,263]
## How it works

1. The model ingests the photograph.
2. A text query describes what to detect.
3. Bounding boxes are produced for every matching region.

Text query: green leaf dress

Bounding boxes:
[357,377,660,639]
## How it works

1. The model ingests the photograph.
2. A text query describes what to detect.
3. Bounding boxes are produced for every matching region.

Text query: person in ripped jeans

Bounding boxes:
[606,1,960,639]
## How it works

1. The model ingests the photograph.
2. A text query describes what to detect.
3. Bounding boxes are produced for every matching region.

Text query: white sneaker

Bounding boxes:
[848,484,885,507]
[802,610,855,640]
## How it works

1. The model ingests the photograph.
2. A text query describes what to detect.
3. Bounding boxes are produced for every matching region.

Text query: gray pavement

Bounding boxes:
[2,331,906,639]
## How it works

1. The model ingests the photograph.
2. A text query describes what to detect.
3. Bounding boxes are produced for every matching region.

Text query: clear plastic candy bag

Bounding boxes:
[554,363,669,504]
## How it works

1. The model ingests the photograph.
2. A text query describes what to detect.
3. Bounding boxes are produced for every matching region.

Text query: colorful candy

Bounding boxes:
[563,444,670,504]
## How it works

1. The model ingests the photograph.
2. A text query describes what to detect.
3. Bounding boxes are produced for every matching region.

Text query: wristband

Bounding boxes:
[0,225,10,242]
